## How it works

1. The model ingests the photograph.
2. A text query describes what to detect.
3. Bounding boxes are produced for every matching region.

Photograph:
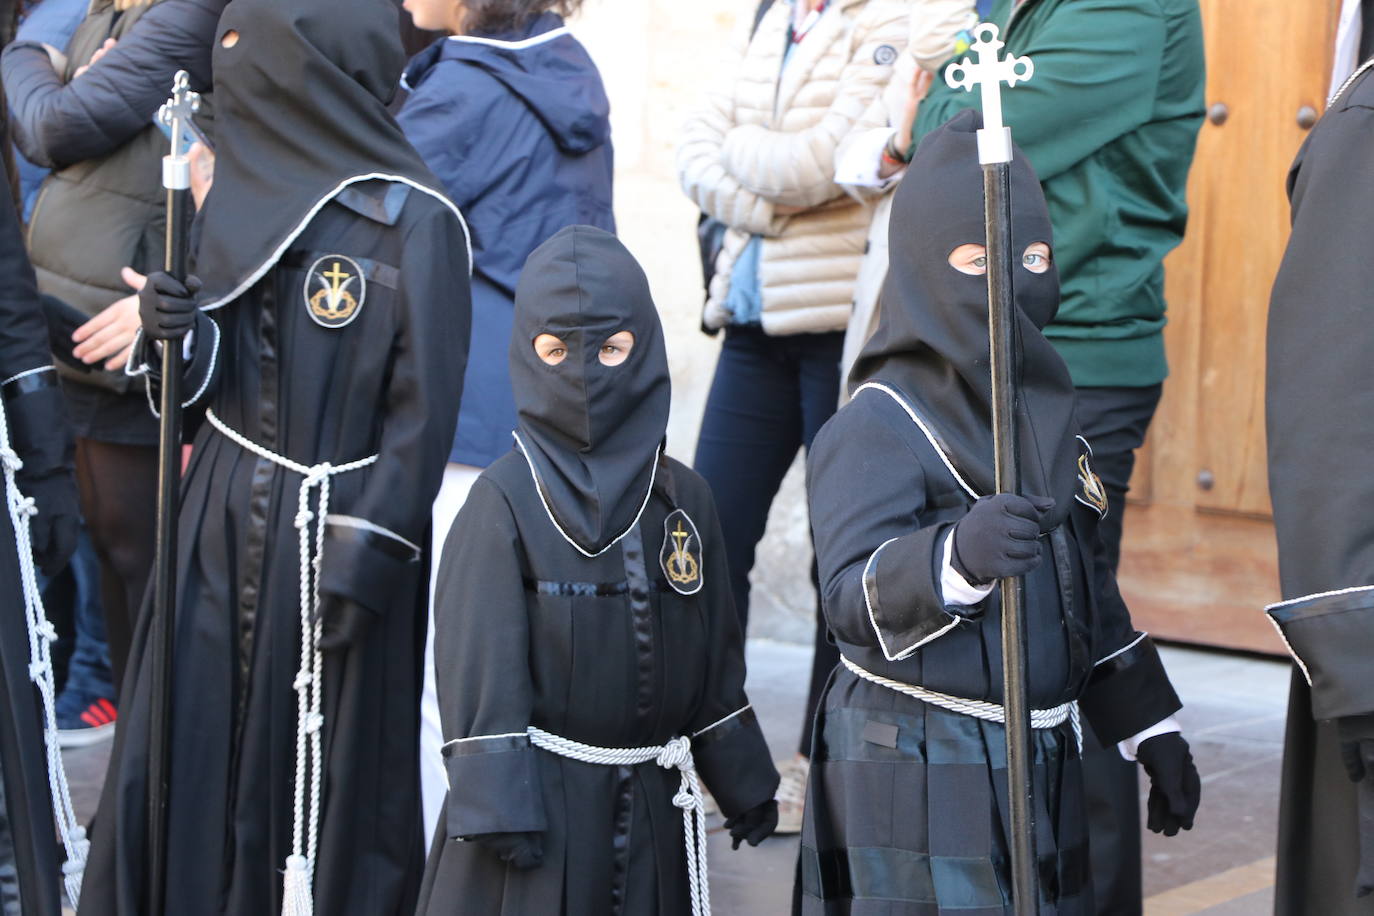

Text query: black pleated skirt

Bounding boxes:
[796,667,1091,915]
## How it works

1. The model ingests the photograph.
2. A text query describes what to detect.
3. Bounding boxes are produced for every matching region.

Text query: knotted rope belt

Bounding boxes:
[526,726,712,916]
[206,409,378,916]
[841,656,1083,752]
[0,396,88,906]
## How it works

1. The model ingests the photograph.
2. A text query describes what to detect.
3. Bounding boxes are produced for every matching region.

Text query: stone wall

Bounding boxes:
[574,1,818,644]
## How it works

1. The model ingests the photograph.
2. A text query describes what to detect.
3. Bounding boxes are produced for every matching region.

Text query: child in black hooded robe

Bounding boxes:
[797,111,1202,915]
[417,225,779,916]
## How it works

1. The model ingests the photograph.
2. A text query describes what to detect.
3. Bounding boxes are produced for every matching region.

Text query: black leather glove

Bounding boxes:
[138,272,202,341]
[471,831,544,869]
[1337,714,1374,784]
[1135,733,1201,837]
[16,470,79,578]
[724,799,778,850]
[316,593,375,651]
[950,494,1054,586]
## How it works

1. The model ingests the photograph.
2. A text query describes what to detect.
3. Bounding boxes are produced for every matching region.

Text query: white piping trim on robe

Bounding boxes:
[692,704,751,739]
[1093,631,1147,668]
[512,430,659,559]
[198,174,474,312]
[852,382,982,500]
[325,514,421,556]
[1,365,54,388]
[862,537,961,662]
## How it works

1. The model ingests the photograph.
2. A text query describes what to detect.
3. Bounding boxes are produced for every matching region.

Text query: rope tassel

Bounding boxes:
[281,854,313,916]
[203,410,379,916]
[0,407,89,907]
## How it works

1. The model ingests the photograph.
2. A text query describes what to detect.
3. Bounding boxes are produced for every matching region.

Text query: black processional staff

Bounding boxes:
[147,69,200,916]
[945,24,1039,916]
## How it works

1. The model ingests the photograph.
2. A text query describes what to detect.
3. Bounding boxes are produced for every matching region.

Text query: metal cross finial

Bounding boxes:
[944,23,1034,164]
[157,70,201,191]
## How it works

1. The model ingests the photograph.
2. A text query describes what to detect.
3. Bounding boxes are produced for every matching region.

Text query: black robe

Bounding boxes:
[81,180,471,914]
[1267,60,1374,916]
[416,452,778,916]
[0,191,65,916]
[798,385,1181,915]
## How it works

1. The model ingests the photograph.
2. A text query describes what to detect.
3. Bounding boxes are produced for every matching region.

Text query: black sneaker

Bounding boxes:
[56,697,117,749]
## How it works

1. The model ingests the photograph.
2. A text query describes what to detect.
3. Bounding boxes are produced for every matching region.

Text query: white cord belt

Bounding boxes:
[0,401,88,906]
[840,655,1083,752]
[206,408,378,916]
[526,726,712,916]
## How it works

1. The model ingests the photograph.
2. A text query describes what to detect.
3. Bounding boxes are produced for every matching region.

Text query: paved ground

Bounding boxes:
[61,640,1289,914]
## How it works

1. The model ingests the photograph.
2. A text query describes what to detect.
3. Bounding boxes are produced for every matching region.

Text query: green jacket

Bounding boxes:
[914,0,1204,387]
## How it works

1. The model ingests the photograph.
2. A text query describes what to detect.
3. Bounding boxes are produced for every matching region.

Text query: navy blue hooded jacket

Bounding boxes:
[397,13,615,467]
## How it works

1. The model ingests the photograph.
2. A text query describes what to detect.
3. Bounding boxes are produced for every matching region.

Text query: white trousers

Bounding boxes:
[420,462,483,846]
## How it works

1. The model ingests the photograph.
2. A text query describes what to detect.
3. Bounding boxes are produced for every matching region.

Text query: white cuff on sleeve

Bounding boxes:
[1117,716,1183,762]
[835,128,904,189]
[940,530,995,608]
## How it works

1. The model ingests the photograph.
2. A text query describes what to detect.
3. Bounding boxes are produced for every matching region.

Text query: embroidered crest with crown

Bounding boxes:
[1075,449,1109,519]
[660,509,704,595]
[305,254,366,328]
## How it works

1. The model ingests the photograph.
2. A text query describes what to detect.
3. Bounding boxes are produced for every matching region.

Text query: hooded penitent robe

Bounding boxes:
[796,111,1181,915]
[1267,61,1374,916]
[415,226,778,916]
[0,189,68,916]
[80,0,472,912]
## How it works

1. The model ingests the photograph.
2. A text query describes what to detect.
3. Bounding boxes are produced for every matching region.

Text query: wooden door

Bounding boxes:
[1116,0,1339,655]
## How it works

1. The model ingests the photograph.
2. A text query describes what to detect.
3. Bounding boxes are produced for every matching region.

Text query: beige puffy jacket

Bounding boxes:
[838,0,978,392]
[677,0,909,336]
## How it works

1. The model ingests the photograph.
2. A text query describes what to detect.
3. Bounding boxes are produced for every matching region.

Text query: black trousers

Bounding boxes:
[73,438,158,696]
[694,326,844,757]
[1074,383,1163,916]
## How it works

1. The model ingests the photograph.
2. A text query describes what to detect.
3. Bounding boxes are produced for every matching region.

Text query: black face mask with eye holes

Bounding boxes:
[849,109,1080,532]
[510,226,671,555]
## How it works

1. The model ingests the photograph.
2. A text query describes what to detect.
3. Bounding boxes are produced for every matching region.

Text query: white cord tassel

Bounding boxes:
[0,399,89,906]
[527,728,712,916]
[281,854,312,916]
[204,410,378,916]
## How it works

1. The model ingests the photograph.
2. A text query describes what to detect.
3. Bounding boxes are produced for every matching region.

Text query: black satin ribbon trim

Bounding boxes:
[279,248,401,290]
[1088,633,1157,685]
[335,181,411,227]
[799,842,1089,906]
[621,523,656,722]
[608,765,635,916]
[523,577,669,597]
[442,733,530,759]
[692,706,760,749]
[0,369,58,401]
[1048,525,1092,688]
[324,521,420,563]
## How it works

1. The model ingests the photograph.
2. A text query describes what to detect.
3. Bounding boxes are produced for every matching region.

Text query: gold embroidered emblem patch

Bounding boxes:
[1076,452,1109,519]
[660,509,704,595]
[304,255,366,328]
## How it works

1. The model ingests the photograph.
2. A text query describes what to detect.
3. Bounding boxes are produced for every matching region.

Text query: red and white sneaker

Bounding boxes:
[56,698,117,749]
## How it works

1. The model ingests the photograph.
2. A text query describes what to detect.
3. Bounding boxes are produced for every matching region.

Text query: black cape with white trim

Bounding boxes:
[193,0,469,310]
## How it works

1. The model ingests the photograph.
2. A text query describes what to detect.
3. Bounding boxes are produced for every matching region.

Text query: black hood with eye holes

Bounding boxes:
[510,225,670,556]
[194,0,449,308]
[850,109,1080,531]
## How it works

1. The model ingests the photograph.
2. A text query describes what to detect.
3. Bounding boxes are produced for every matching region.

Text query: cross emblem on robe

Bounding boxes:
[944,23,1034,164]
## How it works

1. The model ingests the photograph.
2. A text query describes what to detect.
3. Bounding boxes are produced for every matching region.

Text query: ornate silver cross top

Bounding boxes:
[944,23,1034,165]
[157,70,201,191]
